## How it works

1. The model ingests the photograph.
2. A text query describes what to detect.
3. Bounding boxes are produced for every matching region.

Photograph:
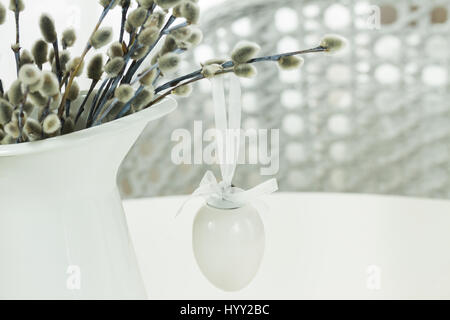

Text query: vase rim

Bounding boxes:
[0,97,177,157]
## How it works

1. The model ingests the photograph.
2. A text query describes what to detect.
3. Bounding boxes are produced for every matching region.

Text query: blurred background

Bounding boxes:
[120,0,450,200]
[3,0,450,199]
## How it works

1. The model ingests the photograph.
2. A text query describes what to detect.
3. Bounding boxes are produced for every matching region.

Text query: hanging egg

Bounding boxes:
[193,203,265,292]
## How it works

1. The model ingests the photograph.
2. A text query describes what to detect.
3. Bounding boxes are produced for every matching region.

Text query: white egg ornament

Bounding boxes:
[193,203,265,292]
[187,74,277,292]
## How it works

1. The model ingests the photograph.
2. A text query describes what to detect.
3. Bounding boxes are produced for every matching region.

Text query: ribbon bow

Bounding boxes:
[177,74,278,215]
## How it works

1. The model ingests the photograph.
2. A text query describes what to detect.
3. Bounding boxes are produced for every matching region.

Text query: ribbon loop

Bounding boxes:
[177,74,278,215]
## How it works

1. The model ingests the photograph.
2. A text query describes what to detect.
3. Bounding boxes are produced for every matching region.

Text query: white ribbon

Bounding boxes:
[177,74,278,214]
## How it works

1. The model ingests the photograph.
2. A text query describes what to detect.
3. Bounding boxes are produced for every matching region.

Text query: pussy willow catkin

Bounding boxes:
[0,0,346,145]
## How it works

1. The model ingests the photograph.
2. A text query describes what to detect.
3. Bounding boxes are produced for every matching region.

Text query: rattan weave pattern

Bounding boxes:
[119,0,450,199]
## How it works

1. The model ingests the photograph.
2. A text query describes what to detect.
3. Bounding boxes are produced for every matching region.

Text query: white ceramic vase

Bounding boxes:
[193,204,265,292]
[0,97,177,299]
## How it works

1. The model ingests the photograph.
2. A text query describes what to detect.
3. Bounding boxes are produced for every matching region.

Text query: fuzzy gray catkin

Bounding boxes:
[67,57,85,77]
[186,27,203,47]
[9,0,25,12]
[39,14,57,43]
[28,91,48,108]
[160,35,177,55]
[0,3,6,25]
[146,11,165,29]
[24,118,42,142]
[104,57,125,77]
[128,7,147,28]
[28,78,43,93]
[61,117,75,135]
[4,122,20,139]
[131,46,148,60]
[39,72,59,97]
[32,40,49,66]
[90,27,113,49]
[19,64,42,86]
[108,42,124,58]
[49,94,62,111]
[59,50,71,72]
[137,0,154,9]
[158,53,180,74]
[180,1,200,24]
[131,87,154,111]
[172,83,192,97]
[234,64,257,78]
[43,113,61,135]
[202,64,222,78]
[278,56,304,70]
[320,34,347,53]
[11,43,19,54]
[115,85,134,103]
[170,27,192,41]
[151,53,159,66]
[138,27,159,46]
[1,134,16,145]
[23,102,34,115]
[87,54,104,81]
[155,0,182,10]
[19,50,34,67]
[172,3,182,18]
[125,20,134,34]
[67,81,80,101]
[62,28,77,48]
[139,68,157,86]
[98,99,125,122]
[0,99,14,124]
[8,80,24,105]
[176,40,191,51]
[231,41,260,64]
[48,48,55,64]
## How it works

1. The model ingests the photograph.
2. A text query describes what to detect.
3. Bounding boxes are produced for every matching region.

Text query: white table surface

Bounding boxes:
[124,193,450,300]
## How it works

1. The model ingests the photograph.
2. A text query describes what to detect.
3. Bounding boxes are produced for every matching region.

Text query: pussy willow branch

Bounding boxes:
[86,78,108,125]
[52,41,63,83]
[98,58,162,123]
[93,96,120,125]
[119,1,131,43]
[92,8,156,120]
[59,72,70,90]
[163,21,189,35]
[121,15,177,84]
[75,80,98,124]
[113,85,146,120]
[13,0,21,75]
[39,98,51,123]
[148,73,205,109]
[145,46,328,111]
[58,1,115,117]
[110,47,185,121]
[100,46,327,122]
[154,46,327,94]
[93,62,161,125]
